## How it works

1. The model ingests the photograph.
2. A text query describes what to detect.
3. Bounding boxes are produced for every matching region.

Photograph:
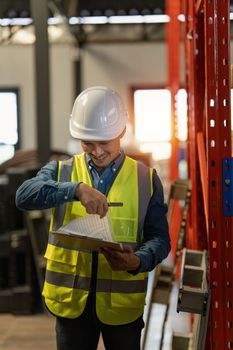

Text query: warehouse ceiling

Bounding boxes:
[60,0,165,17]
[0,0,167,44]
[58,0,166,44]
[0,0,165,17]
[0,0,233,44]
[1,0,233,18]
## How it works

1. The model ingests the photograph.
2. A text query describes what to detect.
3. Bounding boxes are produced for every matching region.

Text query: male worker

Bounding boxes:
[16,86,170,350]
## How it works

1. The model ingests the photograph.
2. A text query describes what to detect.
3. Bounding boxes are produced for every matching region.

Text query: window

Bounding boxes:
[0,89,20,164]
[133,88,187,161]
[134,89,171,160]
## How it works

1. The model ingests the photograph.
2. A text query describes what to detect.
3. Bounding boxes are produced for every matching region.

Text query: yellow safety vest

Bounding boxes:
[42,153,153,325]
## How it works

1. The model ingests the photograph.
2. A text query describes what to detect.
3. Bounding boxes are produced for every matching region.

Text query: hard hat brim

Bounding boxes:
[70,119,125,141]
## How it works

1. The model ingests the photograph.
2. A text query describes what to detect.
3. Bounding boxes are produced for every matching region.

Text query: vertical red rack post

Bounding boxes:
[183,0,233,348]
[166,0,180,181]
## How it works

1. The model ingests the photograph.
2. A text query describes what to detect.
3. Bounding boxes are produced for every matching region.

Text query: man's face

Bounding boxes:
[81,136,121,169]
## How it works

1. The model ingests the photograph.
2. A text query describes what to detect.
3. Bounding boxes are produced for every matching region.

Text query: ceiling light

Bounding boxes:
[108,15,146,24]
[68,14,170,25]
[47,16,65,25]
[0,18,11,26]
[69,16,79,25]
[10,18,33,26]
[78,16,108,24]
[144,14,170,23]
[0,18,33,26]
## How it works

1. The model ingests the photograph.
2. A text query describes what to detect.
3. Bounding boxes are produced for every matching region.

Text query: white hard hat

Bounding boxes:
[69,86,129,141]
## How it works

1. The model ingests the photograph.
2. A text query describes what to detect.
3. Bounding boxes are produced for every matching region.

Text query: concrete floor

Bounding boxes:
[0,314,56,350]
[0,313,105,350]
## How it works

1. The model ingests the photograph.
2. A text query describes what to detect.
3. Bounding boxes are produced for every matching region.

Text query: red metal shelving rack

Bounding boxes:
[182,0,233,348]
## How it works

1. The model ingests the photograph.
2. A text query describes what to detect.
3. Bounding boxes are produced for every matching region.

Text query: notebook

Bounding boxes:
[51,214,123,251]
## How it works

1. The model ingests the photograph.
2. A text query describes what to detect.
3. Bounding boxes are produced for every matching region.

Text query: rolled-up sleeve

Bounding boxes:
[15,160,79,210]
[134,170,170,272]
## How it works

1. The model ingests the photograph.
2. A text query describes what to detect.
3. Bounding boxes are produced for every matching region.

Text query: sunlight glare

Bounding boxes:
[134,89,171,142]
[139,142,171,161]
[176,89,188,141]
[0,92,18,144]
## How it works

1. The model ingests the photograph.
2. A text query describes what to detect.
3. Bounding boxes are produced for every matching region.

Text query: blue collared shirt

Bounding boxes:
[15,152,170,272]
[85,152,125,193]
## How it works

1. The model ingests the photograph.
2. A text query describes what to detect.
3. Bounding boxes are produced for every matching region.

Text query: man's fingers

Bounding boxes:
[101,248,123,265]
[100,246,140,271]
[83,197,108,217]
[86,202,97,215]
[92,201,108,218]
[77,184,109,217]
[98,202,108,218]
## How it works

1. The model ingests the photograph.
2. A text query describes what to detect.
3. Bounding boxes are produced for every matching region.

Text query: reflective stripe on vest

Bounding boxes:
[45,269,147,293]
[51,157,74,231]
[137,161,152,243]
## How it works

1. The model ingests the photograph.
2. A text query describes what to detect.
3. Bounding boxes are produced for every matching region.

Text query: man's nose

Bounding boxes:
[93,145,104,156]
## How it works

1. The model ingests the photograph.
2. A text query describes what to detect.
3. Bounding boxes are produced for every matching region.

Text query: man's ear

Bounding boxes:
[120,127,126,139]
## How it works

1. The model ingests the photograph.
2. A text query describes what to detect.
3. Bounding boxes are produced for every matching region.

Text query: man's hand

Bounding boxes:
[100,245,141,271]
[75,183,108,218]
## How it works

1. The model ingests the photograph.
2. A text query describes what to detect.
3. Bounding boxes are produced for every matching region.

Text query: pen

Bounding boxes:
[107,202,123,207]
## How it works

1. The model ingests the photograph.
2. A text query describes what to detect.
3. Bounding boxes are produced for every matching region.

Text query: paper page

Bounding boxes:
[56,214,115,242]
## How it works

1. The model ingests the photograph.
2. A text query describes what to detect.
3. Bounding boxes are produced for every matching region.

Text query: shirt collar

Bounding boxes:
[85,150,125,173]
